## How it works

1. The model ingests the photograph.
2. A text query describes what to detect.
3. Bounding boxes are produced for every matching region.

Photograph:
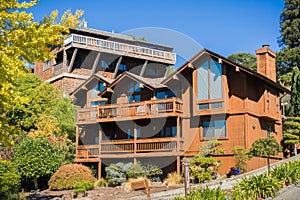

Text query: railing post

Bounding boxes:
[134,127,137,156]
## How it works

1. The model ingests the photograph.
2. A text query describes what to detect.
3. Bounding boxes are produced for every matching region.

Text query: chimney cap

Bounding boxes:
[262,44,270,48]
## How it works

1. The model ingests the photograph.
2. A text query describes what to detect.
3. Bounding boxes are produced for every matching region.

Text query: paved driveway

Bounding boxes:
[274,184,300,200]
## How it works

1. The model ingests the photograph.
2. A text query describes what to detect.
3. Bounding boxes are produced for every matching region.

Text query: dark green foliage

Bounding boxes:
[288,67,300,116]
[279,0,300,48]
[0,160,21,199]
[227,52,257,70]
[248,137,282,172]
[232,146,248,172]
[48,164,96,190]
[283,117,300,155]
[231,173,281,200]
[12,136,62,189]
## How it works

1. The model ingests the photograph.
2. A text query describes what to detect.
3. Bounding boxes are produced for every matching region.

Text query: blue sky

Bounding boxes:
[29,0,284,57]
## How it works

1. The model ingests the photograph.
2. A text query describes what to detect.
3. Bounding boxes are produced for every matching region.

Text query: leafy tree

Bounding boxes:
[12,136,63,189]
[248,137,282,173]
[227,53,257,70]
[232,146,248,173]
[288,67,300,116]
[283,117,300,156]
[6,73,77,140]
[0,0,83,146]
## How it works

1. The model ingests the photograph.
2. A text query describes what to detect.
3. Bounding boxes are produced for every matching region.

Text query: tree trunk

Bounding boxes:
[267,157,270,173]
[33,177,38,190]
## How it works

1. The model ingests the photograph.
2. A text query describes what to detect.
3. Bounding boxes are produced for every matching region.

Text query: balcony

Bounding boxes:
[64,34,176,64]
[77,107,98,124]
[75,137,183,161]
[98,98,183,122]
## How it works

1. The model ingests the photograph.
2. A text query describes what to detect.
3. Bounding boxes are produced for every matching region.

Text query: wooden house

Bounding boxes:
[34,28,290,178]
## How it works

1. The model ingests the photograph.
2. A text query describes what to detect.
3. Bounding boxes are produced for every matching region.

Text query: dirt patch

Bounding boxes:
[24,185,183,200]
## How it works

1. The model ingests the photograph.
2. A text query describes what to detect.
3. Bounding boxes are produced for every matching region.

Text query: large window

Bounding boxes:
[160,126,177,137]
[90,82,106,107]
[197,59,222,100]
[202,120,226,139]
[155,90,175,99]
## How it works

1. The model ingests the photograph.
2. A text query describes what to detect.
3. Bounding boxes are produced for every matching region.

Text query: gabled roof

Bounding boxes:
[70,74,114,96]
[162,48,292,95]
[98,71,167,97]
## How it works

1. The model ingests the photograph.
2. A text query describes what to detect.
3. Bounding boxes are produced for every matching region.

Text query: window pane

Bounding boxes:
[172,126,177,137]
[100,82,105,92]
[197,61,209,100]
[203,121,214,138]
[137,128,141,138]
[198,103,209,110]
[102,60,109,68]
[210,59,222,99]
[211,102,222,109]
[166,127,171,137]
[214,120,226,137]
[160,128,165,138]
[156,91,165,99]
[91,101,99,107]
[134,95,141,102]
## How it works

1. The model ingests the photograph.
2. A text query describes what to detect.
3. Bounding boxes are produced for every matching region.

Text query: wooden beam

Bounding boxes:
[164,66,170,77]
[140,60,148,76]
[92,52,101,74]
[98,160,102,179]
[67,48,78,72]
[113,56,123,78]
[177,156,180,175]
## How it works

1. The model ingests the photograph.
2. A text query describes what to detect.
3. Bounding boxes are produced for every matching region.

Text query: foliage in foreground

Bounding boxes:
[163,172,183,186]
[12,136,63,189]
[73,181,94,198]
[48,164,96,190]
[105,162,162,186]
[173,187,227,200]
[0,159,21,199]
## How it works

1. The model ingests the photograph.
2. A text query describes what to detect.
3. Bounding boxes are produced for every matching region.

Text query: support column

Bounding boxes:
[177,156,181,175]
[63,49,67,70]
[177,117,181,151]
[140,60,148,76]
[134,126,137,163]
[68,48,78,72]
[98,160,102,179]
[91,52,101,74]
[113,56,123,78]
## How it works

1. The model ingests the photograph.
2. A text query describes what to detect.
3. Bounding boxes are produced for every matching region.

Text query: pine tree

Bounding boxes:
[288,67,300,115]
[283,117,300,155]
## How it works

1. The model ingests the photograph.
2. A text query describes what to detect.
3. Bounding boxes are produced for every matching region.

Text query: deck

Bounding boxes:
[75,137,184,161]
[64,34,176,64]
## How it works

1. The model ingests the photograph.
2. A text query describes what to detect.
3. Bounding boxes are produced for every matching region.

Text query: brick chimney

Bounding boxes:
[255,45,276,82]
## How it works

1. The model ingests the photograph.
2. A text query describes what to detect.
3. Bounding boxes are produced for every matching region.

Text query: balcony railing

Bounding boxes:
[98,98,183,121]
[64,34,176,64]
[77,107,98,123]
[76,137,183,159]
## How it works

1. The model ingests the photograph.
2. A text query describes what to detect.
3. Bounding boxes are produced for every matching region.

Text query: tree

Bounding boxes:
[283,117,300,156]
[0,0,83,146]
[12,136,63,189]
[248,137,282,173]
[288,67,300,116]
[0,159,21,198]
[6,73,77,140]
[232,146,248,173]
[227,53,257,70]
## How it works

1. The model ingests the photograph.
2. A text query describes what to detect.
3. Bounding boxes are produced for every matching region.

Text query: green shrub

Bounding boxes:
[163,172,182,186]
[73,180,94,190]
[173,187,226,200]
[105,162,132,186]
[48,164,96,190]
[126,161,162,179]
[0,159,21,199]
[96,178,107,187]
[271,161,300,186]
[231,173,281,200]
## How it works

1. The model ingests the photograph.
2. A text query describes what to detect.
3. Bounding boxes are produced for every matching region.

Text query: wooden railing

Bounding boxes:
[77,107,98,123]
[76,137,183,158]
[64,34,176,64]
[98,98,183,120]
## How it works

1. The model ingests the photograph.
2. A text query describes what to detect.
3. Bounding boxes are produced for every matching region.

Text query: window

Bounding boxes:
[43,60,51,71]
[160,126,177,137]
[101,60,109,68]
[203,120,226,139]
[128,82,141,103]
[197,59,222,100]
[156,90,175,99]
[90,82,106,107]
[119,63,127,71]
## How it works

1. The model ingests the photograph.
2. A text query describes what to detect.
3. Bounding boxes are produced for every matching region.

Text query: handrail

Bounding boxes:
[64,34,176,62]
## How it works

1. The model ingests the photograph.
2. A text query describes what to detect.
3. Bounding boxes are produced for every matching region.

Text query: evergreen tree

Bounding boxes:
[283,117,300,156]
[288,67,300,115]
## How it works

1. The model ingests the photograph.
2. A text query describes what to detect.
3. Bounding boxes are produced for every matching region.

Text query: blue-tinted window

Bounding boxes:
[172,126,177,137]
[128,82,141,93]
[197,61,209,100]
[128,95,140,103]
[102,60,109,68]
[211,102,222,109]
[210,60,222,99]
[137,128,141,139]
[91,82,105,99]
[196,59,222,100]
[165,127,171,137]
[156,90,175,99]
[91,101,99,107]
[203,120,226,139]
[119,63,127,71]
[198,103,209,110]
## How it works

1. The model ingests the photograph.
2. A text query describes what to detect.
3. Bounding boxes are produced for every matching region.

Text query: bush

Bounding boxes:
[126,162,162,179]
[96,178,107,187]
[73,180,94,197]
[48,164,96,190]
[163,172,182,186]
[173,187,226,200]
[0,160,21,199]
[271,161,300,186]
[105,162,132,186]
[231,173,281,200]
